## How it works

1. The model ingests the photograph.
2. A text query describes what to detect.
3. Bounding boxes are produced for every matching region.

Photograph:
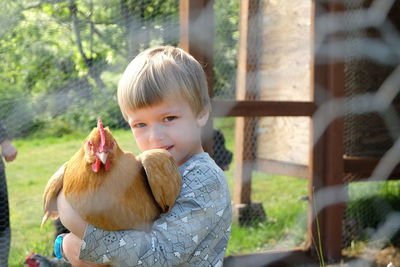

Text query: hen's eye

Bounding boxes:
[163,116,177,122]
[85,140,95,153]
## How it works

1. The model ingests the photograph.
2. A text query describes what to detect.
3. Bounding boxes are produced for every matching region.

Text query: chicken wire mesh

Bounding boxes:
[0,0,182,138]
[0,0,182,265]
[338,0,400,258]
[1,0,400,265]
[213,0,240,100]
[222,0,400,263]
[222,0,311,251]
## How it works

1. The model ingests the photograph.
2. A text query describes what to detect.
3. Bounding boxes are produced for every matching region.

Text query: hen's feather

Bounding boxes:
[139,149,181,213]
[41,163,67,226]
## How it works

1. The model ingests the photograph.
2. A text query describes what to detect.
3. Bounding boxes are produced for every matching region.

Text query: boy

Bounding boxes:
[56,46,232,266]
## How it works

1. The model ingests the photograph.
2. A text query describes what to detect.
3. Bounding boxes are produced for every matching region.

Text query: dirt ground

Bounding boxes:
[339,245,400,266]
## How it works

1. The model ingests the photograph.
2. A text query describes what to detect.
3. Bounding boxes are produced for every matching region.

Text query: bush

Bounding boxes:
[0,96,36,138]
[345,186,400,245]
[29,93,128,138]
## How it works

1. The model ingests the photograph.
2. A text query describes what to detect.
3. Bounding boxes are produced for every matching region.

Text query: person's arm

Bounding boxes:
[59,164,231,266]
[57,193,109,267]
[57,191,87,239]
[62,233,103,267]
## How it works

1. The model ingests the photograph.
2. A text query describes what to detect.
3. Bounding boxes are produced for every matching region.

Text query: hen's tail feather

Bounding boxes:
[40,213,50,227]
[42,162,67,226]
[40,211,60,227]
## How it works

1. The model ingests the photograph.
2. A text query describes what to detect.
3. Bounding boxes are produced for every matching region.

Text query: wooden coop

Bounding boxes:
[180,0,400,266]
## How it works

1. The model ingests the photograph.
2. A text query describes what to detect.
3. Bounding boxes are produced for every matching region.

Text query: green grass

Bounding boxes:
[344,180,400,246]
[227,172,308,255]
[214,117,308,254]
[6,118,308,266]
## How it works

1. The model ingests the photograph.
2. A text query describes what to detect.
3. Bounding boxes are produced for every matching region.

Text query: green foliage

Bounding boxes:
[53,92,128,131]
[0,0,180,138]
[213,0,240,99]
[25,91,128,138]
[0,6,77,95]
[0,96,36,138]
[0,0,239,138]
[346,181,400,245]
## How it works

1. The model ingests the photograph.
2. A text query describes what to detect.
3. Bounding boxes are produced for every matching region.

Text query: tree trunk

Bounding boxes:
[69,0,106,90]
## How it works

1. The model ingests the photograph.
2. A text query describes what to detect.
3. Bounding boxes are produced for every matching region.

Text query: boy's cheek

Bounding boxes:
[138,143,156,153]
[132,132,147,151]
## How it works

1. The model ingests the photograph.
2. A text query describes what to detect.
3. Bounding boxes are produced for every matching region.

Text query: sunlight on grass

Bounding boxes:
[226,173,308,255]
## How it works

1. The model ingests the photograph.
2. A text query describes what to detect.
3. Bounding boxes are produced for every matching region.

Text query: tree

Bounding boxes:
[0,0,179,136]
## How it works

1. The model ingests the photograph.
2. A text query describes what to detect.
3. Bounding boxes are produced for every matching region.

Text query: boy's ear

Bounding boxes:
[196,107,210,127]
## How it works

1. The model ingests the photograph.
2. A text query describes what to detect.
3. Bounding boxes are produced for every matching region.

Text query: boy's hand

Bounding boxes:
[62,233,102,267]
[1,140,17,162]
[57,191,87,239]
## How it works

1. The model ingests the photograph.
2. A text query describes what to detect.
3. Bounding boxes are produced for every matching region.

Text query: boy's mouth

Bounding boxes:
[159,145,174,151]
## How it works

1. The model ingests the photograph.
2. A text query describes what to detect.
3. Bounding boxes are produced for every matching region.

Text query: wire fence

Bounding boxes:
[1,0,400,265]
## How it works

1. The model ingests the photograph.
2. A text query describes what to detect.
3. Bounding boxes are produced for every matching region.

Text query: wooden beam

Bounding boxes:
[212,100,317,117]
[233,0,261,208]
[224,248,315,267]
[233,117,254,205]
[308,0,346,262]
[179,0,214,155]
[255,159,309,179]
[344,156,400,180]
[179,0,214,95]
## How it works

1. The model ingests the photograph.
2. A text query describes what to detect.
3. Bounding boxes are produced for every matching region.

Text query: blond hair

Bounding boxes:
[117,46,210,119]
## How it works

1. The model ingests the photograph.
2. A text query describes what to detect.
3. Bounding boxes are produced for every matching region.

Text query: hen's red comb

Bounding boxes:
[24,252,40,267]
[97,117,106,149]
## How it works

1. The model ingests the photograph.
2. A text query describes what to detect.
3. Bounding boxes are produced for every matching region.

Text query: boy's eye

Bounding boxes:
[163,116,177,122]
[132,122,146,128]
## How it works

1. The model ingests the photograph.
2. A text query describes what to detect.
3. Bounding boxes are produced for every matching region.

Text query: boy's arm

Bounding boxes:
[62,233,102,267]
[57,191,87,239]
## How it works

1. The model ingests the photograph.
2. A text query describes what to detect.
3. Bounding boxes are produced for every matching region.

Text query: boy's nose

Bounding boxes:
[148,124,164,142]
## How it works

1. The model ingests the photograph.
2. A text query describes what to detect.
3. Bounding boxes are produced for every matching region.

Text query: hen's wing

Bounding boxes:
[138,149,182,213]
[41,162,67,226]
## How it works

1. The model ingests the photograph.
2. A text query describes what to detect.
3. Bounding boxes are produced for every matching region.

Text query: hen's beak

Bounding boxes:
[97,152,108,164]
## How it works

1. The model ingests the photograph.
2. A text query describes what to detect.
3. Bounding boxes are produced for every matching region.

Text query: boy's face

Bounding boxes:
[125,95,209,165]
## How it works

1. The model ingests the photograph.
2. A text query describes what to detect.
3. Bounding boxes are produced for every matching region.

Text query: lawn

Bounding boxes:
[6,118,308,266]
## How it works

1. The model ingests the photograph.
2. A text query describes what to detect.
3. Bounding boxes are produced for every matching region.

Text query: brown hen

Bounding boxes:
[41,118,181,232]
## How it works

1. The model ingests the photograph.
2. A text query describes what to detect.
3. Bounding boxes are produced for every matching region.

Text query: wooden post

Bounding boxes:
[308,1,346,262]
[232,0,265,225]
[179,0,214,155]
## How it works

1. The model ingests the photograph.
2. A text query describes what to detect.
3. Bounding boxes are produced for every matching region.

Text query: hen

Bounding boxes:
[41,118,181,231]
